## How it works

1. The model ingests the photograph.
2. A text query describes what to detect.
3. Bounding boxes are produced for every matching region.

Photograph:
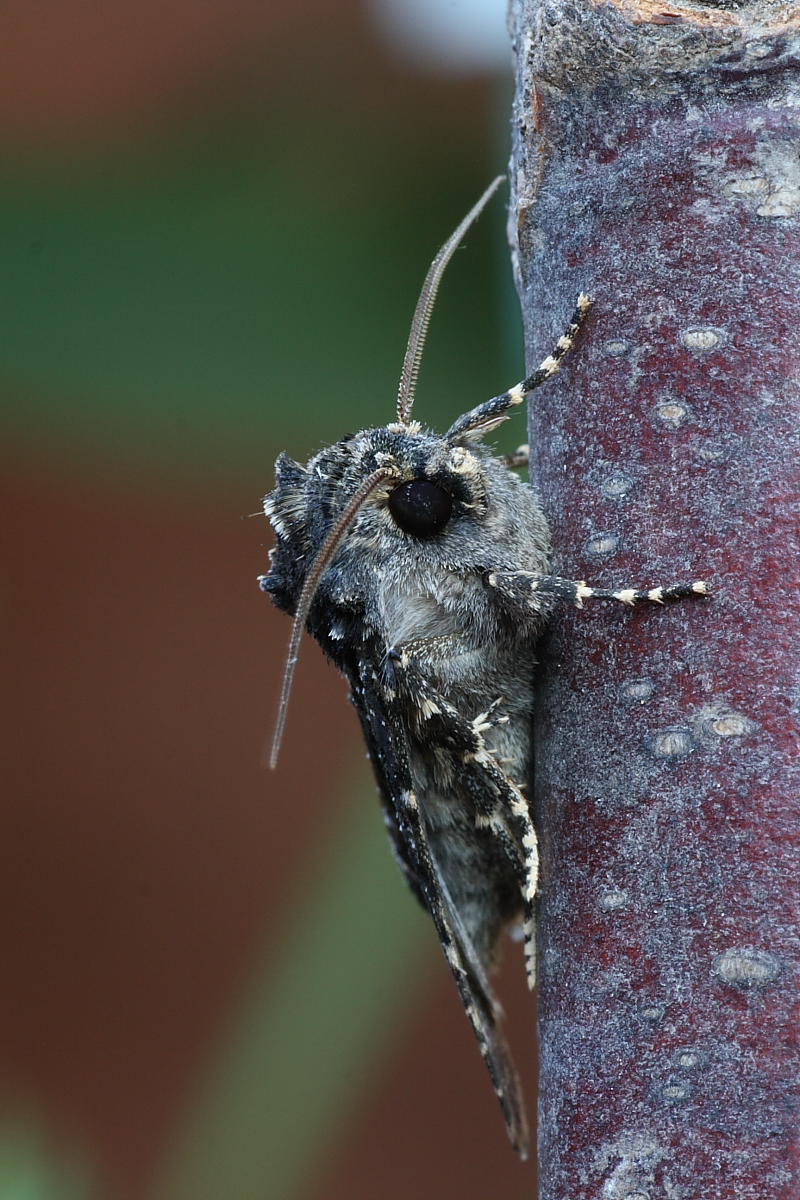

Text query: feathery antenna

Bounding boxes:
[395,175,505,425]
[269,467,396,769]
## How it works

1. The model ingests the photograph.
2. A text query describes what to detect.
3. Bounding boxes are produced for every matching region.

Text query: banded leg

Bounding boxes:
[445,294,592,442]
[503,444,529,469]
[486,570,709,615]
[475,753,539,989]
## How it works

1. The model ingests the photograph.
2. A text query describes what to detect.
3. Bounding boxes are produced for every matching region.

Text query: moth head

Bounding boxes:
[376,436,491,543]
[387,477,452,538]
[268,176,511,766]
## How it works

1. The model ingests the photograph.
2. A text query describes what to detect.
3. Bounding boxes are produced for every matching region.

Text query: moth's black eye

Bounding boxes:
[388,479,453,538]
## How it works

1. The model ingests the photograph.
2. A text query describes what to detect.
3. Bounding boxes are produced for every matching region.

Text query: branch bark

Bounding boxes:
[509,0,800,1194]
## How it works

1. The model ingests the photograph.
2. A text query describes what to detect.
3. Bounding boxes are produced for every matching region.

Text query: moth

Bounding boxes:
[259,176,707,1157]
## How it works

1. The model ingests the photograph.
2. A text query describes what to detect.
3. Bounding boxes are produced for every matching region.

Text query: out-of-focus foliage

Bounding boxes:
[0,119,519,491]
[2,5,536,1198]
[0,1122,91,1200]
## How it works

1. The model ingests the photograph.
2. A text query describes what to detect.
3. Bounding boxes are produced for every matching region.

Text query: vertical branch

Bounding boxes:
[509,0,800,1194]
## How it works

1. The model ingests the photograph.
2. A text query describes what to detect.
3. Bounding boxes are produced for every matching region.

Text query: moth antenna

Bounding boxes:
[395,175,505,425]
[269,467,397,769]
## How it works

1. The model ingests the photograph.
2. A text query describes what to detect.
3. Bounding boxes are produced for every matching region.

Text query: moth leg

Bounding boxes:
[486,570,709,615]
[472,751,539,989]
[384,632,467,694]
[464,704,538,986]
[445,294,591,442]
[386,631,464,663]
[503,444,529,469]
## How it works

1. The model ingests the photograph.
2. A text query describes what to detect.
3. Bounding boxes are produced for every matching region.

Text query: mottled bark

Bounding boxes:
[508,0,800,1195]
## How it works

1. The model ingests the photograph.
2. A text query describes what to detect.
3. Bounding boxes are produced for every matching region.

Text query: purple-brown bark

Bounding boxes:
[508,0,800,1194]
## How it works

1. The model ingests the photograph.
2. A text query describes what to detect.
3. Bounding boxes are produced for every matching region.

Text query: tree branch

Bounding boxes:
[509,0,800,1193]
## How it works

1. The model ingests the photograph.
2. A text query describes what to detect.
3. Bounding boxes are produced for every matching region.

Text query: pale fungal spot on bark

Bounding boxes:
[604,338,631,357]
[594,1132,666,1200]
[598,888,628,912]
[600,470,634,499]
[654,400,690,428]
[756,187,800,217]
[677,1051,700,1069]
[680,326,726,352]
[638,1003,665,1023]
[722,143,800,217]
[585,531,620,557]
[694,704,757,742]
[708,711,753,737]
[621,678,655,704]
[661,1081,691,1102]
[648,726,695,759]
[727,174,769,197]
[696,440,728,464]
[713,947,781,989]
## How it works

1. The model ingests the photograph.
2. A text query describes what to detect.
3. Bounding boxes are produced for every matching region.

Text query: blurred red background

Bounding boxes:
[1,3,537,1197]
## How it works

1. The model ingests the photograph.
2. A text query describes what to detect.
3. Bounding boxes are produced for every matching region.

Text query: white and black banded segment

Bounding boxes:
[444,294,592,442]
[503,444,530,469]
[387,652,540,997]
[486,571,709,611]
[474,754,539,991]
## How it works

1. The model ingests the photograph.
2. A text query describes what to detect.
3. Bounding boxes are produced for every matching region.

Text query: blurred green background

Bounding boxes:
[1,3,537,1197]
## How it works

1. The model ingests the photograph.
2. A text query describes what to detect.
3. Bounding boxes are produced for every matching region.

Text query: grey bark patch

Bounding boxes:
[592,1132,670,1200]
[713,947,782,988]
[653,399,692,428]
[597,887,629,911]
[680,325,728,351]
[620,677,656,704]
[646,725,695,759]
[720,140,800,218]
[585,530,620,557]
[600,469,636,499]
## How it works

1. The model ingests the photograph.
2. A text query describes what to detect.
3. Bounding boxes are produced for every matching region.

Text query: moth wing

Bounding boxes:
[349,662,426,908]
[350,658,530,1158]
